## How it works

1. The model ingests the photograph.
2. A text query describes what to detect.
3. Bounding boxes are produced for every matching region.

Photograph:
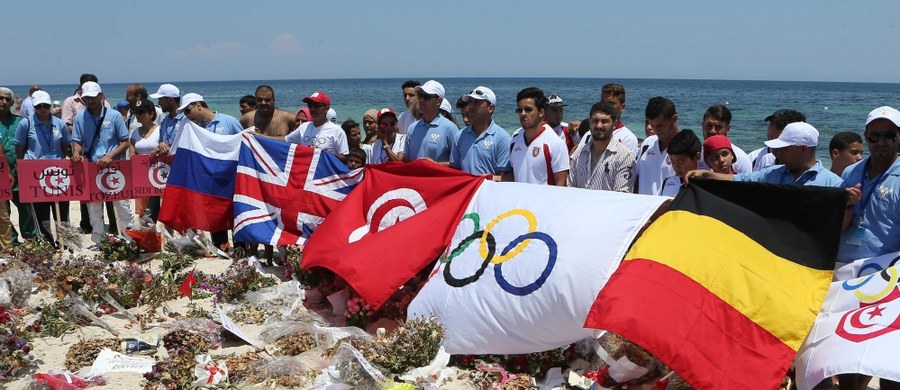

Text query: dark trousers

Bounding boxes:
[80,202,118,232]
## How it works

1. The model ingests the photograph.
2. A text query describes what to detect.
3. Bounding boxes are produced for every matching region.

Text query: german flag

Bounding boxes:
[584,180,846,390]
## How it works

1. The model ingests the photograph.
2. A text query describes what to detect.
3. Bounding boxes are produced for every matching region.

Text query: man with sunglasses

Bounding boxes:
[178,93,243,137]
[151,84,183,156]
[835,105,900,390]
[450,86,510,177]
[504,87,569,186]
[281,91,348,161]
[403,80,458,165]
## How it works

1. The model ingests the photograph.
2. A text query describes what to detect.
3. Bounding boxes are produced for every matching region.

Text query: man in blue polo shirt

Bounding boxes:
[450,86,510,176]
[404,80,458,165]
[71,81,135,243]
[838,106,900,261]
[178,93,243,136]
[686,122,843,187]
[150,83,184,156]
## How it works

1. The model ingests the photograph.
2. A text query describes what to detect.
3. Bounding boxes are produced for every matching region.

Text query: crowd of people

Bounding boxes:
[2,75,899,389]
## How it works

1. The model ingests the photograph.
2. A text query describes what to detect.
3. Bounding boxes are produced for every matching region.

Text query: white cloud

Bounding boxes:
[267,33,304,54]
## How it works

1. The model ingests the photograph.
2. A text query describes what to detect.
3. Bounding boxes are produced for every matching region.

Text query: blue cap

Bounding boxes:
[116,100,130,110]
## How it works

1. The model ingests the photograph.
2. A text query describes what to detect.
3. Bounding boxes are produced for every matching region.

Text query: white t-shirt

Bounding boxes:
[698,142,752,173]
[285,121,349,155]
[659,175,683,197]
[635,135,675,195]
[131,126,160,155]
[370,134,407,164]
[397,111,415,135]
[509,124,570,185]
[613,125,640,158]
[748,146,776,172]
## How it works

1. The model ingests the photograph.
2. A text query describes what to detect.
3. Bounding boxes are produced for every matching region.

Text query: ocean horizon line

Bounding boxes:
[9,76,900,89]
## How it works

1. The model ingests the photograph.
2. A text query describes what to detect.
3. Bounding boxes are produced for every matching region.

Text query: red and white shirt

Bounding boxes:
[509,124,570,185]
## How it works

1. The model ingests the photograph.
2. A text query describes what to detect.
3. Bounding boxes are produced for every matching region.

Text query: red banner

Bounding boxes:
[86,160,133,202]
[0,159,12,201]
[131,154,173,197]
[17,159,88,203]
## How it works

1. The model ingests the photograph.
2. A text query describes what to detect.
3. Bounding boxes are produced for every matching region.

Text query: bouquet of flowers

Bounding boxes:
[0,305,34,379]
[345,297,375,328]
[214,261,278,303]
[451,344,576,379]
[97,234,140,262]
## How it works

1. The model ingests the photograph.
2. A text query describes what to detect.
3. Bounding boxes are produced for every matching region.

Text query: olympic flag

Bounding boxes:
[407,181,667,354]
[795,251,900,389]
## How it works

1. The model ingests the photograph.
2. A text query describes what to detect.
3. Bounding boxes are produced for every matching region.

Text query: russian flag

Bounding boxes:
[159,121,243,232]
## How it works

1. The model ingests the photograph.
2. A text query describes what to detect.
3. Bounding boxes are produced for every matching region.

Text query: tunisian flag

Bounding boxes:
[301,161,485,309]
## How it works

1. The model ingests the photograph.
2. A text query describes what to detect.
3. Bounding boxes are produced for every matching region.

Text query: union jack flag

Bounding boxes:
[233,134,363,245]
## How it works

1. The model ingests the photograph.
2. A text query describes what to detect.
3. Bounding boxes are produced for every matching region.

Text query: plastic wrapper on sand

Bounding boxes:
[317,343,387,389]
[192,355,228,387]
[0,264,34,308]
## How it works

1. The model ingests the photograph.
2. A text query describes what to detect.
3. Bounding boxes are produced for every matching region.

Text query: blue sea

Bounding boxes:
[12,78,900,163]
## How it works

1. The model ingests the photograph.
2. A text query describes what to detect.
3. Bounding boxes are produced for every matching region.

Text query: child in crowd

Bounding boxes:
[660,129,701,196]
[346,148,367,169]
[703,134,736,175]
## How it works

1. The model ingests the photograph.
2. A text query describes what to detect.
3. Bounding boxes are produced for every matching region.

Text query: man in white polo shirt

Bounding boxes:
[279,91,348,161]
[504,87,569,186]
[635,96,679,195]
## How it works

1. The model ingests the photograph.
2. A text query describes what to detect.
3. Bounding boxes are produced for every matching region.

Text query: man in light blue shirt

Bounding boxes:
[450,86,511,176]
[404,80,458,164]
[178,93,243,136]
[686,122,843,188]
[151,84,184,155]
[838,106,900,262]
[70,81,134,243]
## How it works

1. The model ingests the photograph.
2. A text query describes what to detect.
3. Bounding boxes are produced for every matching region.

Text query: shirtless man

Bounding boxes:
[240,85,295,136]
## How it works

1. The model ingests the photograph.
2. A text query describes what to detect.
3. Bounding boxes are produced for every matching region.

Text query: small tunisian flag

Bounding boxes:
[179,269,197,298]
[301,161,485,309]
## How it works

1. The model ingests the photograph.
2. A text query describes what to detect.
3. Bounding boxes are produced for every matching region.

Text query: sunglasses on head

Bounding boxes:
[515,107,536,114]
[866,132,899,143]
[469,89,485,96]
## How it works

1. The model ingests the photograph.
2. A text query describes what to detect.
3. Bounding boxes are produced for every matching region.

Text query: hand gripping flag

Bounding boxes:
[232,134,363,245]
[795,251,900,389]
[584,180,847,390]
[158,122,242,232]
[301,161,485,309]
[407,180,667,354]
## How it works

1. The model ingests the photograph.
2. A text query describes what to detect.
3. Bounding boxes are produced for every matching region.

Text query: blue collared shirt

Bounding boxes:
[451,120,512,175]
[72,108,128,161]
[199,112,243,135]
[404,115,459,161]
[734,161,843,187]
[837,158,900,261]
[14,115,70,159]
[159,112,185,146]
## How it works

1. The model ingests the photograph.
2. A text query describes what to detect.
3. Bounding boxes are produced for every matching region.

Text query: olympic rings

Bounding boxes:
[494,232,557,296]
[480,209,537,264]
[849,266,899,303]
[444,230,495,287]
[442,209,557,296]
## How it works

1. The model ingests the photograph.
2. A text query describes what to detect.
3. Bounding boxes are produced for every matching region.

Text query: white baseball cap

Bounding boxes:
[440,98,452,114]
[327,108,337,123]
[177,93,204,111]
[764,122,818,149]
[462,86,497,106]
[80,81,102,97]
[31,91,52,106]
[865,106,900,128]
[415,80,445,99]
[150,84,180,99]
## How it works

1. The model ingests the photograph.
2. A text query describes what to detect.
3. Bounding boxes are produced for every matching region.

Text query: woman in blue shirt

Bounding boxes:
[14,91,71,245]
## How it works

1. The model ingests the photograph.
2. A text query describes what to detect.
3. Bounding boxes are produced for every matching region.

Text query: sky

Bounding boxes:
[4,0,900,86]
